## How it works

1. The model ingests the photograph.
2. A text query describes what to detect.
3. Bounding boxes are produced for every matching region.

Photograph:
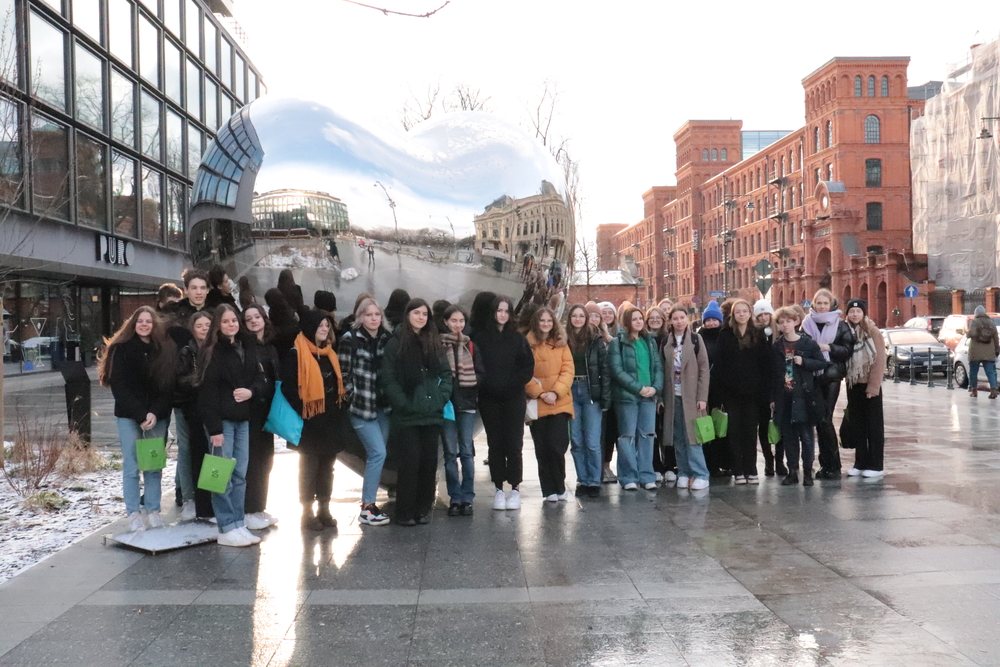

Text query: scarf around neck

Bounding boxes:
[294,331,345,419]
[441,331,476,388]
[846,319,877,387]
[802,310,841,360]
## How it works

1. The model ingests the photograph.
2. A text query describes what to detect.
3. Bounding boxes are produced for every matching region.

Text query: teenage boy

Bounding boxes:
[770,306,827,487]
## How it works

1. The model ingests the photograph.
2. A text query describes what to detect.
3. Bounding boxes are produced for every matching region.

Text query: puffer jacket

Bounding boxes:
[525,332,575,419]
[607,331,664,403]
[577,334,612,409]
[380,337,452,427]
[967,313,1000,363]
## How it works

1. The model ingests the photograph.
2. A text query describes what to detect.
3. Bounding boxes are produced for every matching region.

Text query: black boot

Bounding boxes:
[776,463,789,477]
[301,503,323,531]
[316,503,338,528]
[781,472,799,486]
[803,469,814,487]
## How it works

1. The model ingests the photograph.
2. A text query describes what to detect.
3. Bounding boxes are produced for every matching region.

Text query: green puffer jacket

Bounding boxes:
[607,332,664,403]
[380,337,453,427]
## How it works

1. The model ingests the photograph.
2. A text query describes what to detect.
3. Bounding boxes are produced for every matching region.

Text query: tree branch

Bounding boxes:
[341,0,450,18]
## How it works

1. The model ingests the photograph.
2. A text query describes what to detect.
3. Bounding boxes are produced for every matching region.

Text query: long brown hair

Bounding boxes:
[621,307,645,340]
[98,306,176,388]
[565,304,596,353]
[198,304,244,383]
[727,298,762,349]
[529,307,565,347]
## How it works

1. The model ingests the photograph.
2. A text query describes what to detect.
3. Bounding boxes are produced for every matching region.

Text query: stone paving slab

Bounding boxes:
[1,382,999,665]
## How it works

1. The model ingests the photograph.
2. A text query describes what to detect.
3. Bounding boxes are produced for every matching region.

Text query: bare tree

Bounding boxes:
[400,82,441,131]
[400,82,491,130]
[575,234,598,302]
[526,80,580,215]
[341,0,450,18]
[445,83,492,113]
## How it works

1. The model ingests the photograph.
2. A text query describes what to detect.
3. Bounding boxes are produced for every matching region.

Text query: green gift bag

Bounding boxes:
[135,436,167,472]
[767,420,781,445]
[711,408,728,438]
[693,415,716,444]
[197,449,237,494]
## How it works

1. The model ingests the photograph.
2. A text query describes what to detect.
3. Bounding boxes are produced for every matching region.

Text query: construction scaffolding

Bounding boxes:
[911,37,1000,291]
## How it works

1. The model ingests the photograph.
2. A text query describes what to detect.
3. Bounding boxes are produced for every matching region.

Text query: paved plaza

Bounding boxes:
[1,380,1000,666]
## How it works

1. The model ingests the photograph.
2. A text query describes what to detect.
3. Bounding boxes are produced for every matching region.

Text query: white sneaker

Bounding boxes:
[146,510,163,528]
[676,476,690,488]
[544,494,558,502]
[180,501,196,521]
[128,511,146,532]
[493,489,507,511]
[643,483,658,490]
[237,527,261,544]
[505,489,521,510]
[846,468,862,476]
[735,476,748,485]
[556,492,570,501]
[623,482,638,490]
[217,529,253,547]
[244,512,272,530]
[664,471,677,482]
[654,472,663,482]
[261,511,279,527]
[747,475,760,485]
[862,469,884,478]
[690,478,710,490]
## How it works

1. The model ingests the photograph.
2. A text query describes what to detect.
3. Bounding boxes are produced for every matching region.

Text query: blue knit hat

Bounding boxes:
[702,300,723,323]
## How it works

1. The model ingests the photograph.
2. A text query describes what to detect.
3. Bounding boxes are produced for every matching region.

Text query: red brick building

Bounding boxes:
[612,57,934,325]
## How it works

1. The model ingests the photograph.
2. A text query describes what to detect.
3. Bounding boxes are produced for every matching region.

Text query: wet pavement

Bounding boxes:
[2,380,1000,666]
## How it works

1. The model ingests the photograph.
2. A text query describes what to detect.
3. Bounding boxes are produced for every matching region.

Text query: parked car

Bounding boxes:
[939,313,1000,351]
[951,327,1000,388]
[882,328,953,379]
[903,316,946,338]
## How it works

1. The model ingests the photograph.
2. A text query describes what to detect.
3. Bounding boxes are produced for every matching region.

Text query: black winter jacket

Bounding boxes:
[578,334,612,409]
[811,318,855,383]
[205,289,238,311]
[472,326,535,402]
[110,337,175,423]
[280,348,348,453]
[199,334,265,436]
[697,326,724,407]
[770,333,827,425]
[717,327,773,401]
[173,339,201,408]
[250,337,280,426]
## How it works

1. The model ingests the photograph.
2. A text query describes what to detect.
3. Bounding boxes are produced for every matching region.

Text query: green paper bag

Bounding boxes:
[693,415,716,444]
[711,408,728,438]
[767,420,781,445]
[136,437,167,472]
[197,450,236,494]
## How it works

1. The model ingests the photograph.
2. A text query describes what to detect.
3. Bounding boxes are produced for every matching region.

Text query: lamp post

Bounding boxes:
[977,117,1000,140]
[373,180,399,252]
[721,195,753,297]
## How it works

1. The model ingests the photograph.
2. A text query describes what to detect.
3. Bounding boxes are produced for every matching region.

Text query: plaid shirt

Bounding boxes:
[338,327,391,420]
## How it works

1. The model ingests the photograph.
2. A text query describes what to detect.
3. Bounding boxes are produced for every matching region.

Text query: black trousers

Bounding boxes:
[601,406,618,464]
[480,396,525,488]
[182,407,214,518]
[653,405,675,473]
[727,396,760,477]
[394,424,440,521]
[245,419,275,514]
[757,400,784,473]
[845,383,885,472]
[299,449,337,504]
[703,396,731,475]
[529,413,570,496]
[816,380,842,473]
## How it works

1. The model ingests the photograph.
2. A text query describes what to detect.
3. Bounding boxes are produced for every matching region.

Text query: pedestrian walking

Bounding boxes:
[801,288,854,479]
[771,307,827,486]
[338,297,393,526]
[199,304,265,547]
[662,306,710,490]
[98,306,176,532]
[566,304,611,498]
[843,299,886,478]
[242,304,281,530]
[440,305,478,516]
[966,305,1000,398]
[608,307,664,490]
[754,299,785,477]
[525,307,575,502]
[473,295,535,511]
[380,299,452,526]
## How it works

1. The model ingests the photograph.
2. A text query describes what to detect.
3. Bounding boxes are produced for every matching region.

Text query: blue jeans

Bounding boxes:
[571,382,603,487]
[614,399,657,486]
[441,410,477,504]
[173,408,195,503]
[350,411,391,505]
[671,396,709,480]
[208,420,249,534]
[117,417,169,515]
[970,361,997,389]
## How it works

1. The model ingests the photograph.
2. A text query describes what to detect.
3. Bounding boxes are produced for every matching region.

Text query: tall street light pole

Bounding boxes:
[373,181,400,253]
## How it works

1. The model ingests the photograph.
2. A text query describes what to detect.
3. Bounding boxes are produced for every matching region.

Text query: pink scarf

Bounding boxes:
[802,310,841,361]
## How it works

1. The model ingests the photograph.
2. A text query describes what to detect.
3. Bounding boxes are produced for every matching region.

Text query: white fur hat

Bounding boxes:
[753,299,774,317]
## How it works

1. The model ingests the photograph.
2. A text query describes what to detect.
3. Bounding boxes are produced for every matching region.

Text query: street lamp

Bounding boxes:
[373,180,400,251]
[977,117,1000,140]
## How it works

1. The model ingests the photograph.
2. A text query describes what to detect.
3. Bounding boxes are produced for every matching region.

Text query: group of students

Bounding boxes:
[98,266,887,547]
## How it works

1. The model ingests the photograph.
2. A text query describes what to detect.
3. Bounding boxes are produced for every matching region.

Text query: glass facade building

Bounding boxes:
[741,131,792,159]
[250,189,350,233]
[0,0,265,374]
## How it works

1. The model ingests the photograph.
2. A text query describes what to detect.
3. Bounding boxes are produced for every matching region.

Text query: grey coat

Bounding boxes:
[661,331,710,448]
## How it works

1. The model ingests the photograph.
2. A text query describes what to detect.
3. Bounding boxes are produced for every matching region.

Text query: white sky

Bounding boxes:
[233,0,1000,237]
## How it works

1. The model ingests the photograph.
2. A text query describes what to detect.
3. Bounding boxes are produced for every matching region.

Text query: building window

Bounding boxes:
[0,98,22,207]
[141,166,163,244]
[826,120,832,148]
[813,127,819,153]
[138,14,160,88]
[864,115,880,143]
[30,113,70,220]
[75,44,105,130]
[110,69,135,147]
[108,0,133,68]
[881,75,889,97]
[814,168,821,184]
[164,39,183,104]
[867,75,875,98]
[826,163,833,181]
[702,149,708,161]
[866,202,883,230]
[711,148,718,161]
[865,159,882,187]
[721,148,727,161]
[30,12,67,112]
[185,0,201,56]
[140,90,160,160]
[75,133,107,229]
[166,179,186,249]
[854,75,862,97]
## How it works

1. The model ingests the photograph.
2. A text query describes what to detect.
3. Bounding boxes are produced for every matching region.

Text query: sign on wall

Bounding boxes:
[95,234,131,267]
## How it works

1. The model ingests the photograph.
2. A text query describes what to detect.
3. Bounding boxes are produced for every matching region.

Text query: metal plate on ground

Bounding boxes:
[105,521,219,554]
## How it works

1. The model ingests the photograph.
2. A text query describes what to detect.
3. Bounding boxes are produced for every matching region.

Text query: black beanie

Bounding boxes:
[299,310,330,342]
[845,298,868,317]
[314,290,337,313]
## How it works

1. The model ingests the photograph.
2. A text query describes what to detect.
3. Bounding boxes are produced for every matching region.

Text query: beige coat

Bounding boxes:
[661,330,710,447]
[848,317,886,393]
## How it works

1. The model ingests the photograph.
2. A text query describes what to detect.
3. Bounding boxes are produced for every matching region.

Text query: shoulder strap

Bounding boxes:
[692,332,701,356]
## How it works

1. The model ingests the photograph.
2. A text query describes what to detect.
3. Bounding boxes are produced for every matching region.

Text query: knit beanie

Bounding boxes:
[846,298,868,318]
[753,299,774,317]
[702,300,724,323]
[313,290,337,314]
[975,305,987,316]
[585,301,602,317]
[598,301,615,312]
[299,310,331,342]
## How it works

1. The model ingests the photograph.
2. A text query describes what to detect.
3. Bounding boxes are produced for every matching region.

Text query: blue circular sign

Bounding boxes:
[904,285,918,298]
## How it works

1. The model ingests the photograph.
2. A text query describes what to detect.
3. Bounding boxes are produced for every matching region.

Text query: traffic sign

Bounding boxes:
[802,300,812,308]
[904,285,918,298]
[709,291,724,298]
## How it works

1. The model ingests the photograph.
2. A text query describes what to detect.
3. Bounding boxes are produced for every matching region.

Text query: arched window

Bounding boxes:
[711,148,718,161]
[721,148,727,161]
[826,163,834,181]
[867,75,876,97]
[813,127,820,153]
[826,120,833,147]
[779,157,784,176]
[854,76,862,97]
[702,149,709,161]
[881,76,889,97]
[864,115,881,143]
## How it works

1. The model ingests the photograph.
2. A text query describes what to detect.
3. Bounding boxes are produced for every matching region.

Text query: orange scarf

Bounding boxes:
[294,331,346,419]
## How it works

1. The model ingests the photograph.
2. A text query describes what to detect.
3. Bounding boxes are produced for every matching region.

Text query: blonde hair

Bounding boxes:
[812,288,835,308]
[774,306,801,323]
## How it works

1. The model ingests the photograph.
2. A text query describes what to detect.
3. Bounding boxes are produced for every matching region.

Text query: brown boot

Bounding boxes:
[301,503,323,531]
[971,387,979,398]
[316,503,338,528]
[990,388,998,400]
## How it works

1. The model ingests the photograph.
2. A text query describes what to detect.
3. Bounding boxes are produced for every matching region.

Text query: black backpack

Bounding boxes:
[974,320,994,344]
